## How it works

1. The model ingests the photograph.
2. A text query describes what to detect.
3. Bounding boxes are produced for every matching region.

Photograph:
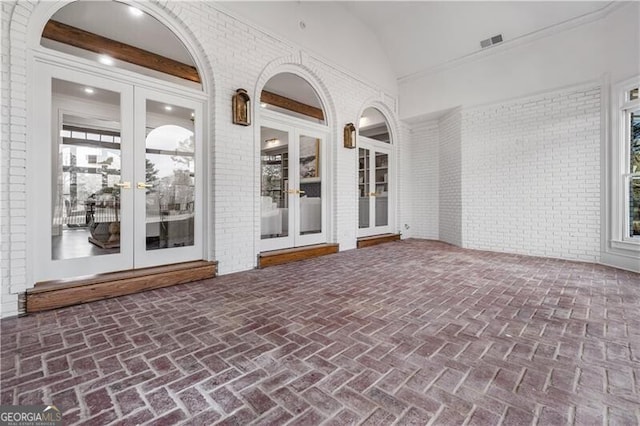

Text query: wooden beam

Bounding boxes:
[261,90,325,121]
[42,20,201,83]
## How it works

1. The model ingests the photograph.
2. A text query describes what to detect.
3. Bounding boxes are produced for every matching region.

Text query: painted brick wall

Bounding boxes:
[438,109,462,246]
[0,1,399,317]
[460,85,601,262]
[403,121,439,239]
[1,2,17,315]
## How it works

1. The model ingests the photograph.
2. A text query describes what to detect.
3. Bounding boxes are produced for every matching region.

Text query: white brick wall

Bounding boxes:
[460,85,601,262]
[0,1,399,317]
[401,121,439,239]
[438,109,463,246]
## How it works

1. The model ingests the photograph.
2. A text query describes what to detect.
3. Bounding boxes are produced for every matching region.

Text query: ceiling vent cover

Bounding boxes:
[480,34,503,48]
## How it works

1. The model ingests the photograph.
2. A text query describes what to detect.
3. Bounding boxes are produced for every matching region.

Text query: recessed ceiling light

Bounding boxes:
[164,106,173,111]
[260,103,267,108]
[84,87,95,94]
[98,55,114,66]
[129,6,144,17]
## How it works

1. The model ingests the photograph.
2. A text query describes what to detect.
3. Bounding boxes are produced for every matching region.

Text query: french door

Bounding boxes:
[260,118,327,252]
[34,63,204,282]
[358,138,394,237]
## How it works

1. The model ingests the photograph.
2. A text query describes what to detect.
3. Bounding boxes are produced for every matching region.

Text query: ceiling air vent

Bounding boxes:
[480,34,503,49]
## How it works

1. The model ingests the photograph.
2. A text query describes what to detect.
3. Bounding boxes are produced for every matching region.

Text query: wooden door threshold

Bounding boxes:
[357,233,401,248]
[259,243,339,268]
[26,260,217,313]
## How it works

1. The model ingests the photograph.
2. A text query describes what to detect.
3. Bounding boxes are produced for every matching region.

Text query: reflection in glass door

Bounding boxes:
[358,143,392,237]
[260,127,290,243]
[298,134,322,238]
[35,67,134,281]
[35,64,204,282]
[260,122,326,252]
[53,107,125,260]
[134,89,203,268]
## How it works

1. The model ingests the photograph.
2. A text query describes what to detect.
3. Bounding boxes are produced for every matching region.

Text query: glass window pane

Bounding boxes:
[631,177,640,238]
[631,109,640,174]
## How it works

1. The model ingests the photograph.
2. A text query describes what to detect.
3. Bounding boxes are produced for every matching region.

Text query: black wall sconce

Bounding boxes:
[232,88,251,126]
[344,122,356,149]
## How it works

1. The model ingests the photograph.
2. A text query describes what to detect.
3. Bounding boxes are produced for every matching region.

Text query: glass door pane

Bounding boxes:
[359,148,370,228]
[144,100,196,250]
[134,88,202,269]
[261,127,289,240]
[51,79,123,260]
[299,134,321,235]
[36,65,134,282]
[374,152,389,227]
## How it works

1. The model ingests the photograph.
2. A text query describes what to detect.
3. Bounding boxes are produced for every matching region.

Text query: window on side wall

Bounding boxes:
[622,86,640,239]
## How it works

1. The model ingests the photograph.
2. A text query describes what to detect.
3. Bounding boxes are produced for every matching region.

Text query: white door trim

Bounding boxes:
[357,137,395,238]
[31,62,206,282]
[259,116,329,252]
[133,87,205,268]
[33,63,135,281]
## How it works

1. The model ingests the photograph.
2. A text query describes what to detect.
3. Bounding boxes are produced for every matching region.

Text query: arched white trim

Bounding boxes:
[253,60,336,130]
[355,99,401,239]
[252,58,338,260]
[20,0,217,293]
[25,0,213,95]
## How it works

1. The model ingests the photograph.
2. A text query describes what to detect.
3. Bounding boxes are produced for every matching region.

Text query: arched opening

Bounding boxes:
[358,107,394,237]
[359,107,391,143]
[32,0,208,284]
[259,72,330,252]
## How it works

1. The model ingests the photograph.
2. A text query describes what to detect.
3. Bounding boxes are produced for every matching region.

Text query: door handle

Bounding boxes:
[369,192,377,197]
[298,190,305,195]
[137,182,153,189]
[114,182,131,189]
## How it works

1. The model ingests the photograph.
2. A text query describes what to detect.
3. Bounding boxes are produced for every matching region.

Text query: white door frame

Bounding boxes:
[260,111,328,252]
[133,87,205,268]
[32,60,206,282]
[357,136,395,238]
[33,63,135,281]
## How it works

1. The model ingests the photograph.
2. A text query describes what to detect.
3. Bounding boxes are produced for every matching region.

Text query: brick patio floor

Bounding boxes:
[1,239,639,425]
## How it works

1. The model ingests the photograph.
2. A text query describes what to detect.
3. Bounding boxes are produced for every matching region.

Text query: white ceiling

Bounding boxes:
[47,1,612,92]
[342,1,611,79]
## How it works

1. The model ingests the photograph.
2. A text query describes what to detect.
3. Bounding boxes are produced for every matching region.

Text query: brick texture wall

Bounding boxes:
[461,85,601,262]
[0,1,399,317]
[403,121,439,239]
[438,109,463,246]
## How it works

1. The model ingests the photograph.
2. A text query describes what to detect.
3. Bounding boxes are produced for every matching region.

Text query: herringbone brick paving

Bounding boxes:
[1,239,639,425]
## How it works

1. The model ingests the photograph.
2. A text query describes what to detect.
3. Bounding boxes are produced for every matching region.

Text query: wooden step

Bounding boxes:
[259,243,339,268]
[357,233,401,249]
[26,260,216,313]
